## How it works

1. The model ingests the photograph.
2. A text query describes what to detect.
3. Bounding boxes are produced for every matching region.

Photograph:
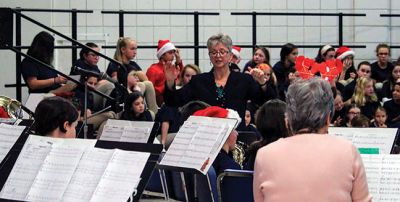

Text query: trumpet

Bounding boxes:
[0,95,23,119]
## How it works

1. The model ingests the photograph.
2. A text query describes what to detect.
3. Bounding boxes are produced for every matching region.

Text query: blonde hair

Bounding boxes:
[352,77,377,106]
[180,64,201,83]
[114,37,135,64]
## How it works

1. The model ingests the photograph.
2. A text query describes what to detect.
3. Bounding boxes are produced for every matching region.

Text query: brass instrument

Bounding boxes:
[232,141,246,169]
[0,95,23,119]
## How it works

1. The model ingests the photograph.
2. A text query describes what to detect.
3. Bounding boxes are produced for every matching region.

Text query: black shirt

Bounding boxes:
[371,61,394,83]
[21,58,60,94]
[106,61,142,77]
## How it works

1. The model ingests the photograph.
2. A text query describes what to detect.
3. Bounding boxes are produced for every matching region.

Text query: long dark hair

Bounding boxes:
[120,91,147,121]
[315,45,335,63]
[280,43,297,62]
[27,31,54,65]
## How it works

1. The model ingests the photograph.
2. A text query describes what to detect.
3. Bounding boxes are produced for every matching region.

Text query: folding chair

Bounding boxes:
[217,169,254,202]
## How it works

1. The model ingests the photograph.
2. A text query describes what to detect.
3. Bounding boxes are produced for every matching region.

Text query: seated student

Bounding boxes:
[347,77,381,120]
[119,91,153,121]
[34,96,79,138]
[383,82,400,127]
[257,63,278,101]
[371,43,393,90]
[244,99,291,171]
[350,114,370,128]
[253,77,371,201]
[243,46,270,73]
[147,39,183,106]
[331,92,346,125]
[336,46,357,86]
[370,107,387,128]
[21,31,76,94]
[342,61,372,102]
[242,103,261,140]
[335,104,361,127]
[273,43,298,100]
[381,64,400,101]
[192,106,242,175]
[70,42,101,74]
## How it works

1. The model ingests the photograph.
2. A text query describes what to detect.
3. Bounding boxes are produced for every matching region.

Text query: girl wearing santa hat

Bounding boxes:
[336,46,357,86]
[146,39,183,106]
[164,33,268,130]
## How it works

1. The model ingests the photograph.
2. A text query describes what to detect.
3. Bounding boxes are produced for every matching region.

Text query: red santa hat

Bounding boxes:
[157,39,176,60]
[193,106,242,125]
[231,46,241,59]
[335,46,355,60]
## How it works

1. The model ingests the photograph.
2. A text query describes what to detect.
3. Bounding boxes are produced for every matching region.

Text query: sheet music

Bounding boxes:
[361,154,400,201]
[0,136,95,201]
[25,142,88,202]
[62,148,114,202]
[23,93,54,119]
[90,150,150,202]
[0,135,152,202]
[100,120,154,143]
[0,135,54,200]
[329,127,398,154]
[160,116,237,174]
[0,123,26,163]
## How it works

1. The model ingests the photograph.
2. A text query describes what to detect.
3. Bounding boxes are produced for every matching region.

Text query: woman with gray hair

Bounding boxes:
[163,33,269,130]
[253,77,371,202]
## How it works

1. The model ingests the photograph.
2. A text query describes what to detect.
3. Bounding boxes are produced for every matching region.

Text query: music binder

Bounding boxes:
[158,116,238,175]
[100,119,160,144]
[329,127,399,154]
[0,135,162,202]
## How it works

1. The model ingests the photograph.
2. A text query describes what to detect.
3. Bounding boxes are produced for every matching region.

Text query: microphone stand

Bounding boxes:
[83,77,88,139]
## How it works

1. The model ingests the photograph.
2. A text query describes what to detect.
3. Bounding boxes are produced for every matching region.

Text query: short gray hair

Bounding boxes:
[286,77,334,134]
[207,33,232,52]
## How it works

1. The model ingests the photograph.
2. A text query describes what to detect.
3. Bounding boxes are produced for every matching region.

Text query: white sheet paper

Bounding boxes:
[361,154,400,201]
[0,135,149,202]
[23,93,54,119]
[329,127,398,154]
[0,123,26,163]
[160,116,237,174]
[100,120,154,143]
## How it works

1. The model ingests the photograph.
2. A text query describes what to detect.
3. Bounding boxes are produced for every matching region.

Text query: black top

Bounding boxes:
[272,61,295,101]
[106,60,142,77]
[343,80,356,102]
[212,150,241,175]
[383,99,400,126]
[120,109,153,121]
[381,80,393,100]
[371,61,394,83]
[359,101,381,120]
[21,58,60,94]
[164,69,267,130]
[70,58,101,75]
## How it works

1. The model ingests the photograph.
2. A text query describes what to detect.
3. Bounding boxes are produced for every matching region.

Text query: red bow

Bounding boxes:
[295,56,343,81]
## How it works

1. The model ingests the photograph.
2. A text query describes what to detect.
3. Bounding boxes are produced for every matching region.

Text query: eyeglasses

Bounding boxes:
[360,69,370,73]
[378,52,388,56]
[349,111,360,115]
[209,50,229,57]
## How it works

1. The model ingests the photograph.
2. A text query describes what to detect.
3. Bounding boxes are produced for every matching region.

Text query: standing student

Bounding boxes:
[272,43,298,100]
[371,43,393,90]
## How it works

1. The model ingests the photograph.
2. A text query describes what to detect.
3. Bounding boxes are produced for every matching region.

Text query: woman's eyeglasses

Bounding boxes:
[209,50,229,57]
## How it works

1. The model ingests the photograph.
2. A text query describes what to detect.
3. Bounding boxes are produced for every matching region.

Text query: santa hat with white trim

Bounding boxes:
[193,106,242,126]
[231,46,241,59]
[335,46,355,60]
[156,39,176,60]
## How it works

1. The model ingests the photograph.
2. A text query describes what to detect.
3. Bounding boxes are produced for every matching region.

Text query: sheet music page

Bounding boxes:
[0,123,26,163]
[361,154,400,201]
[361,154,382,197]
[120,126,151,143]
[160,116,236,174]
[61,148,114,202]
[25,140,89,202]
[329,127,398,154]
[23,93,54,119]
[100,120,154,143]
[89,150,150,202]
[0,135,55,200]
